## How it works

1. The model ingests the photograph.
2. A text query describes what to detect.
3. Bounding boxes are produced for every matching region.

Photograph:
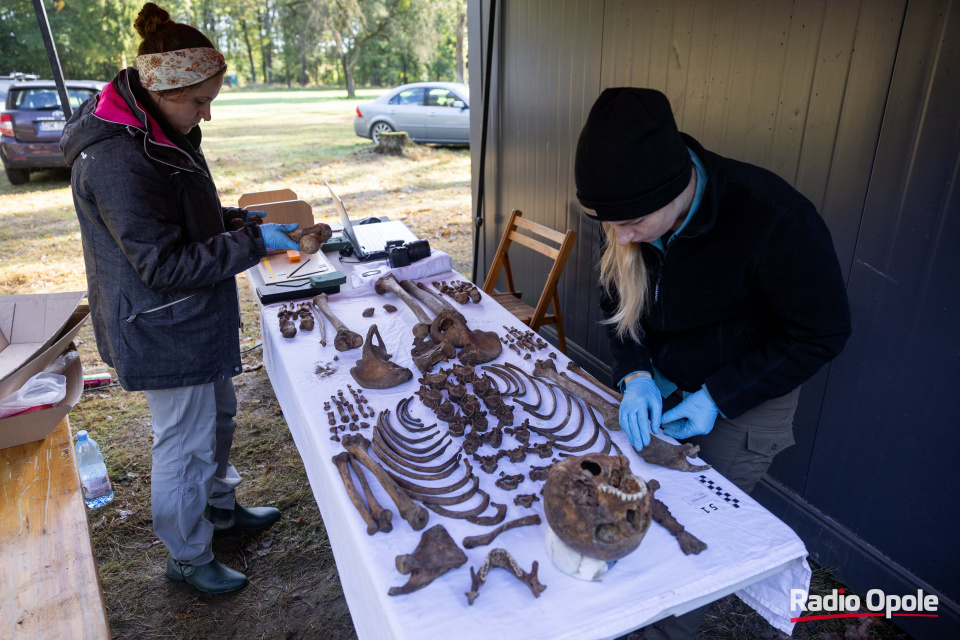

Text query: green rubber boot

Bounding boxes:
[205,503,282,535]
[165,555,248,594]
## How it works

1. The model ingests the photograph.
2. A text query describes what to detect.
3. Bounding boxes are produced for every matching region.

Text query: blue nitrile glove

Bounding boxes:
[260,222,300,251]
[619,375,662,450]
[244,209,267,221]
[661,388,720,440]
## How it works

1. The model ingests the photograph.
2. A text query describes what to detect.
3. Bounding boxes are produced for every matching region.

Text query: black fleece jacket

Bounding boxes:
[602,134,851,419]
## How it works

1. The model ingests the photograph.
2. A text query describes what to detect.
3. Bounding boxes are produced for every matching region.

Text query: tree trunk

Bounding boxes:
[344,61,355,98]
[257,9,268,84]
[267,2,277,84]
[240,18,257,84]
[401,52,408,85]
[456,12,466,84]
[375,132,411,156]
[299,23,308,86]
[331,28,355,98]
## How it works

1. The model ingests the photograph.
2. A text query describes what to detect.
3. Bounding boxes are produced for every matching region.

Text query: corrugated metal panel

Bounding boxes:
[470,0,960,632]
[804,0,960,607]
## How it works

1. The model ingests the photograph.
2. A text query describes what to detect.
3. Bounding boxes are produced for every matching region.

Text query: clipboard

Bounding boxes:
[257,249,338,285]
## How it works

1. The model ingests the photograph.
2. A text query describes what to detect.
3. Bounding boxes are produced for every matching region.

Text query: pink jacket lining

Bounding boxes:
[93,81,176,148]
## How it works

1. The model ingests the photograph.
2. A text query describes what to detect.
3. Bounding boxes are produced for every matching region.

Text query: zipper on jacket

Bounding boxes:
[650,243,667,328]
[125,294,196,322]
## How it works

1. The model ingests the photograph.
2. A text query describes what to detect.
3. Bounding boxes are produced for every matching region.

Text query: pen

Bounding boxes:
[287,258,311,278]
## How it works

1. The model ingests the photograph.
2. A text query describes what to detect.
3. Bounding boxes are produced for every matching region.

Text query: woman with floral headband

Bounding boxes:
[61,2,297,594]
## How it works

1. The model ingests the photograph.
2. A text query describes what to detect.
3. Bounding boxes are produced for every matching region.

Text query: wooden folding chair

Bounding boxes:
[481,209,577,354]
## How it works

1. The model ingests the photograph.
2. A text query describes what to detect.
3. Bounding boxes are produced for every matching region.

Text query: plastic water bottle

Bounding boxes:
[75,430,114,509]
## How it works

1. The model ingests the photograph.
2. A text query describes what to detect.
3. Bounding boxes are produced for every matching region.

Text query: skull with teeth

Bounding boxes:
[542,453,653,561]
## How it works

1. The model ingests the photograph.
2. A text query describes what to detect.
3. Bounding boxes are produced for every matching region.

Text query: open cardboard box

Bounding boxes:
[0,293,90,449]
[0,291,87,384]
[0,343,83,450]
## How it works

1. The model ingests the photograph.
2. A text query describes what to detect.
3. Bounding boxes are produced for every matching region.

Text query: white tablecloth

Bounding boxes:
[260,270,810,640]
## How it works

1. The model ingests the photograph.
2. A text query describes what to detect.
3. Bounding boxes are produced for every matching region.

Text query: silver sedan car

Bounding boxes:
[353,82,470,145]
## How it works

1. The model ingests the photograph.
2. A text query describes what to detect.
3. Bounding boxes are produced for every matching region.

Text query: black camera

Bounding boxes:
[385,239,431,268]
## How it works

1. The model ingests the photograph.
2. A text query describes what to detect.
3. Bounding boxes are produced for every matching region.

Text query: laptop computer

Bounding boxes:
[325,181,419,261]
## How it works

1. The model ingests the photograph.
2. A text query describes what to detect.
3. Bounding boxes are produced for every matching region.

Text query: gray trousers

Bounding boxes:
[144,377,242,566]
[636,387,801,640]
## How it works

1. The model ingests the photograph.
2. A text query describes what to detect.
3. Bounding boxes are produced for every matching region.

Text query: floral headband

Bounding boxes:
[136,47,226,91]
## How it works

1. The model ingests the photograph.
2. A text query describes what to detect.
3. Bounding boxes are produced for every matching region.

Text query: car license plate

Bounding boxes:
[39,120,65,131]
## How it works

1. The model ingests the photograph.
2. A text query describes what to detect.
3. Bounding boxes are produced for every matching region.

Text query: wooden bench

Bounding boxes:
[1,417,111,639]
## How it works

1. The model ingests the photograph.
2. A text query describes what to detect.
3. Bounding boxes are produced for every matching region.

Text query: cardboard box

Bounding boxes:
[0,303,89,402]
[0,291,87,384]
[0,292,90,450]
[0,344,83,449]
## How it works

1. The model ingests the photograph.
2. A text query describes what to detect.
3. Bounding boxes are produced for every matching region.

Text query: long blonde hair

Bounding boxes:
[599,223,649,343]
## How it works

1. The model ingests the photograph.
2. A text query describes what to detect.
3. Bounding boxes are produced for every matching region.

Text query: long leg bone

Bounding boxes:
[375,274,432,324]
[376,274,455,372]
[348,455,393,533]
[462,515,542,549]
[403,280,466,324]
[314,294,362,351]
[465,549,546,605]
[567,361,622,402]
[332,452,379,535]
[534,358,619,427]
[341,434,429,530]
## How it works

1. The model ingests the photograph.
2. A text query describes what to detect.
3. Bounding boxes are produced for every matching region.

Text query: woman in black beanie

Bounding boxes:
[575,87,851,494]
[575,86,851,640]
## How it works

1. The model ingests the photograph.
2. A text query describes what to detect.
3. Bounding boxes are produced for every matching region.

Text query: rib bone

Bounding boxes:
[462,515,542,549]
[533,359,710,472]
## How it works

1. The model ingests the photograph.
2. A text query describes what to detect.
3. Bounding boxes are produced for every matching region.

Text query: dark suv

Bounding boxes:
[1,79,105,185]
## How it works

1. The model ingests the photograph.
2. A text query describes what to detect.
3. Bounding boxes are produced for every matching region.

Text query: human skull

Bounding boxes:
[542,453,652,562]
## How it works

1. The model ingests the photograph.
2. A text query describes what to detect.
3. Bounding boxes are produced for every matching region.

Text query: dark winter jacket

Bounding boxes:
[602,134,851,418]
[60,68,267,391]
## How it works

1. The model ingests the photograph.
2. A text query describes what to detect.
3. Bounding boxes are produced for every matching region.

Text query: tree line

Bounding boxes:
[1,0,467,97]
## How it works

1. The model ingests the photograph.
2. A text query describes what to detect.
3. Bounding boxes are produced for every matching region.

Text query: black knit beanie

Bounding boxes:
[575,88,692,221]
